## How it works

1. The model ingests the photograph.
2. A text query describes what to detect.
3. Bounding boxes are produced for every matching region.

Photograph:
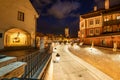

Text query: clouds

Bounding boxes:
[48,1,80,19]
[32,0,120,36]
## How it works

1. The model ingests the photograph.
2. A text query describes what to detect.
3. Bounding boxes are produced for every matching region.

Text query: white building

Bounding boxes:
[0,0,39,50]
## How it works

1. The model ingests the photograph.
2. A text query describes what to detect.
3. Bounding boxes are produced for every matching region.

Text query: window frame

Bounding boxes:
[17,11,24,21]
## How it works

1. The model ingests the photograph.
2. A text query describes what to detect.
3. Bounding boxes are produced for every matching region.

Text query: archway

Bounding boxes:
[4,28,31,47]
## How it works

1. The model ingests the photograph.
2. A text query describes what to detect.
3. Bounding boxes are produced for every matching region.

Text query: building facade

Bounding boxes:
[0,0,39,50]
[79,0,120,49]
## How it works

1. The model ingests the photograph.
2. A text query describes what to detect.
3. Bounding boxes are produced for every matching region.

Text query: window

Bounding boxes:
[117,25,120,31]
[0,33,2,38]
[18,11,24,21]
[89,20,93,25]
[81,30,84,34]
[103,26,112,32]
[103,27,107,32]
[95,29,100,34]
[95,19,100,24]
[89,29,94,36]
[81,23,84,27]
[104,17,109,21]
[90,29,93,33]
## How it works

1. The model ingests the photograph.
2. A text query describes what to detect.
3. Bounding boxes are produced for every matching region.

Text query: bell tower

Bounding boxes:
[105,0,109,9]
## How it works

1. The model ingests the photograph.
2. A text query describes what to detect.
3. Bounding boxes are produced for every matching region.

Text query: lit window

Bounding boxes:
[104,18,109,21]
[104,16,109,21]
[117,16,120,19]
[103,26,112,32]
[18,11,24,21]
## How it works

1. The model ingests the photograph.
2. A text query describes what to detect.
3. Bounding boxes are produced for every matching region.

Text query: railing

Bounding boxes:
[103,19,120,26]
[1,43,52,80]
[17,45,52,79]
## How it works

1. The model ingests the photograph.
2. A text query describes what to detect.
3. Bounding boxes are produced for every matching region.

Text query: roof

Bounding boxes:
[81,4,120,18]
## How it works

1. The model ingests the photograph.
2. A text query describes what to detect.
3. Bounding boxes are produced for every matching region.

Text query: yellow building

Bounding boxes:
[0,0,39,50]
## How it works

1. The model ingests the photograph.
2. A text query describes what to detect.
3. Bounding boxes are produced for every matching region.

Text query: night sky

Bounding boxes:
[30,0,120,37]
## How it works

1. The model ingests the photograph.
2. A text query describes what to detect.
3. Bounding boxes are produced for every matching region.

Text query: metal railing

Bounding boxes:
[17,45,52,79]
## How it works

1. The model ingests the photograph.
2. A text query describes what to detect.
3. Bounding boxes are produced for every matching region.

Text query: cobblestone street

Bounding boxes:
[69,45,120,80]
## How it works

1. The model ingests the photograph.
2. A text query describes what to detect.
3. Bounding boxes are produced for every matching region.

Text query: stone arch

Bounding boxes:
[4,28,31,47]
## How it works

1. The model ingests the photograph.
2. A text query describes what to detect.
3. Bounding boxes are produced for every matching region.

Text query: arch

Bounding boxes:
[4,28,31,47]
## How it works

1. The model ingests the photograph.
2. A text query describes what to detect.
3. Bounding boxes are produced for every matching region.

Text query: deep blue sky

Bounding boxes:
[30,0,120,37]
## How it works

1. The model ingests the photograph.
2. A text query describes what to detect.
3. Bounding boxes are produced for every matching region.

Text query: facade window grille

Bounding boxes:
[18,11,24,21]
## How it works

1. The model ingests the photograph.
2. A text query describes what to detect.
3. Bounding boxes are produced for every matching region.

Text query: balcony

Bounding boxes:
[102,31,120,36]
[103,19,120,26]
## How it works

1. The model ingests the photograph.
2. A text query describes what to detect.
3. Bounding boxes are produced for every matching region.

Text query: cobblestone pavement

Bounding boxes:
[69,44,120,80]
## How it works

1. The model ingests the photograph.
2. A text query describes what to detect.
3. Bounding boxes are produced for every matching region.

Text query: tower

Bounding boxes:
[65,27,69,38]
[105,0,109,9]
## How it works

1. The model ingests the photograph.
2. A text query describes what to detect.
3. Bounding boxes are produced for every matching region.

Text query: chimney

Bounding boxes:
[94,6,97,11]
[105,0,109,9]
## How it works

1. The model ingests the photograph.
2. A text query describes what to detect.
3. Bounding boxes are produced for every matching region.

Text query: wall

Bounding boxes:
[0,0,38,49]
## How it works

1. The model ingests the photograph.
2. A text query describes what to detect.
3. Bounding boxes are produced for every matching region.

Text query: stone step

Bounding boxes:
[0,62,26,79]
[0,56,17,68]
